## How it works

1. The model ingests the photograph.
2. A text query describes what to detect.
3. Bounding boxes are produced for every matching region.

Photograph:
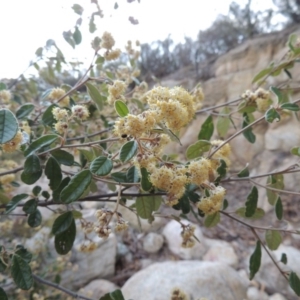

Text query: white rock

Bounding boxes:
[79,279,119,299]
[269,293,287,300]
[203,238,239,268]
[247,286,269,300]
[162,220,207,259]
[143,232,164,253]
[122,261,247,300]
[25,227,51,253]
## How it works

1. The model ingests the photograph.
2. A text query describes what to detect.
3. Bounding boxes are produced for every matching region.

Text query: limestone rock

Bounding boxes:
[79,279,119,299]
[247,286,269,300]
[122,261,247,300]
[162,220,207,259]
[142,232,164,253]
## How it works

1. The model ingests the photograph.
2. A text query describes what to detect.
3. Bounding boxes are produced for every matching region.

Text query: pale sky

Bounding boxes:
[0,0,274,79]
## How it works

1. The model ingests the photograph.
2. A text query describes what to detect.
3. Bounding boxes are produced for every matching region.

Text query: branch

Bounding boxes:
[196,97,242,114]
[32,274,93,300]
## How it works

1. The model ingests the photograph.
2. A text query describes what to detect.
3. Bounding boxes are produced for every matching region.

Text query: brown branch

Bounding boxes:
[32,274,93,300]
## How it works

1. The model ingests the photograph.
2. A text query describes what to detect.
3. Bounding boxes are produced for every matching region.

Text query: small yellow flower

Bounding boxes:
[49,88,69,107]
[2,131,23,153]
[0,90,11,104]
[54,121,68,135]
[71,105,89,120]
[108,80,126,100]
[104,48,121,61]
[0,171,15,185]
[100,31,115,50]
[20,121,31,135]
[52,107,69,121]
[188,158,211,186]
[210,140,231,167]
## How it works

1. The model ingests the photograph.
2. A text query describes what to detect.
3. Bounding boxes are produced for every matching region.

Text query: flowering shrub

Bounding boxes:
[1,2,300,300]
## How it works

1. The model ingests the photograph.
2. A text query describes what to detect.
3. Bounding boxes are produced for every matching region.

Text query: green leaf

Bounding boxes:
[11,254,33,290]
[237,165,249,178]
[289,272,300,296]
[140,167,152,191]
[245,186,258,217]
[79,149,95,162]
[119,140,138,163]
[177,194,190,214]
[110,172,128,183]
[291,146,300,157]
[216,159,227,179]
[90,156,113,176]
[89,16,97,33]
[72,3,84,15]
[198,115,214,140]
[51,149,74,166]
[242,113,256,144]
[249,241,261,280]
[45,157,62,190]
[136,195,162,219]
[0,109,19,144]
[42,104,58,127]
[186,140,211,160]
[235,207,265,219]
[60,170,92,203]
[16,104,35,119]
[52,177,71,202]
[24,134,59,157]
[0,82,7,90]
[73,26,82,45]
[266,174,284,205]
[100,289,125,300]
[0,287,8,300]
[52,211,74,235]
[265,108,280,123]
[280,103,300,111]
[126,166,140,183]
[28,209,42,227]
[204,212,220,227]
[72,210,83,219]
[265,230,282,250]
[216,107,230,138]
[115,100,129,117]
[32,186,42,196]
[21,154,42,185]
[252,67,273,83]
[275,197,283,220]
[270,86,287,105]
[85,82,105,110]
[6,194,28,214]
[96,56,105,64]
[22,199,37,214]
[55,219,76,255]
[288,33,297,52]
[15,246,32,263]
[281,253,287,264]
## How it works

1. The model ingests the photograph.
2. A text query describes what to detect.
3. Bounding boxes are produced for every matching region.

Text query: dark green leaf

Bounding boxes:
[280,103,300,111]
[115,100,129,117]
[42,104,58,127]
[0,287,8,300]
[289,272,300,296]
[216,159,227,179]
[63,31,75,49]
[60,170,92,203]
[237,165,249,177]
[42,191,50,199]
[136,195,162,219]
[11,254,33,290]
[186,140,211,160]
[265,108,280,123]
[52,177,71,202]
[21,154,42,185]
[90,156,113,176]
[0,82,7,90]
[204,212,220,227]
[0,109,19,144]
[265,230,282,250]
[28,209,42,227]
[79,148,95,162]
[119,140,138,163]
[100,289,125,300]
[223,199,228,210]
[52,211,74,235]
[249,241,261,280]
[242,113,256,144]
[73,27,82,45]
[198,115,214,140]
[216,107,230,138]
[140,168,152,191]
[6,194,28,214]
[24,134,59,157]
[15,246,32,263]
[32,185,41,196]
[22,199,37,214]
[85,82,105,110]
[235,207,265,219]
[245,186,258,217]
[177,195,190,214]
[275,197,283,220]
[284,68,292,79]
[110,172,128,183]
[280,253,287,264]
[51,149,74,166]
[270,86,287,105]
[45,157,62,190]
[16,104,35,119]
[55,219,76,255]
[126,166,140,183]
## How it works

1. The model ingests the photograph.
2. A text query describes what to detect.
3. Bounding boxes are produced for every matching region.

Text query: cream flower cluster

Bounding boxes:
[181,224,196,248]
[1,131,23,153]
[48,88,69,107]
[242,88,271,112]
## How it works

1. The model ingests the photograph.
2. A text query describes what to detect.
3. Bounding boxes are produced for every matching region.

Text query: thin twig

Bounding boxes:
[32,274,93,300]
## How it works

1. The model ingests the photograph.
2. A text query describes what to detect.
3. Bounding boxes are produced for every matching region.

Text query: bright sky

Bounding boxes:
[0,0,274,79]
